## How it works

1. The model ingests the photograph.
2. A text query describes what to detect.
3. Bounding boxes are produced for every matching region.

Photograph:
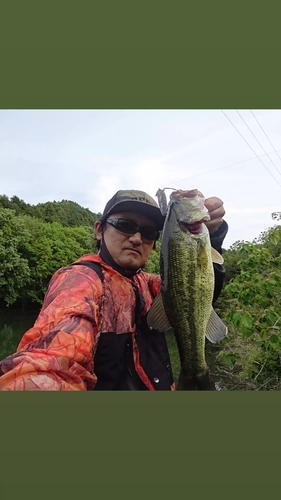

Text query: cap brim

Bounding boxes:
[106,200,165,230]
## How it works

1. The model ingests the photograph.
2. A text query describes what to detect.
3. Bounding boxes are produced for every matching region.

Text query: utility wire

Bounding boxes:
[250,109,281,162]
[169,148,281,185]
[221,110,281,188]
[236,110,281,176]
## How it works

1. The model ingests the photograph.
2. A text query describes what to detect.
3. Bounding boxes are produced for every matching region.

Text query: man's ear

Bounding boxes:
[94,221,103,242]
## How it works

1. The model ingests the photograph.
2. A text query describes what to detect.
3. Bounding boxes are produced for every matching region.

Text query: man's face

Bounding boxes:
[95,211,157,270]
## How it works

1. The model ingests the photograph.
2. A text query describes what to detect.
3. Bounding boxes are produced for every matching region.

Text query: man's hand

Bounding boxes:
[204,197,225,235]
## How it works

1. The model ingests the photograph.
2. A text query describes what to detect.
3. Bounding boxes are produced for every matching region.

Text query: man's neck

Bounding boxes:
[99,239,141,278]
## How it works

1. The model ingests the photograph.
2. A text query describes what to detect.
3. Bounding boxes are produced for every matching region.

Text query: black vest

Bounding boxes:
[72,261,174,391]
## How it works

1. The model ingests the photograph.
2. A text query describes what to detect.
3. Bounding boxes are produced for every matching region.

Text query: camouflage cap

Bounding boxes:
[102,190,165,230]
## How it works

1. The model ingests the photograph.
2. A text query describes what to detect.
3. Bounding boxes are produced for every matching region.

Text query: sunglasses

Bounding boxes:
[106,218,160,242]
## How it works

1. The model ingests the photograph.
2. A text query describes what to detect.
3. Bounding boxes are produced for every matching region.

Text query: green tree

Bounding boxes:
[255,224,281,258]
[0,209,31,306]
[18,216,97,304]
[0,194,102,229]
[218,227,281,388]
[143,240,160,274]
[272,212,281,221]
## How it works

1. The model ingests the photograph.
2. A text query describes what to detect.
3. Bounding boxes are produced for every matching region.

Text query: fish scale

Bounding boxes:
[147,189,227,390]
[163,218,212,378]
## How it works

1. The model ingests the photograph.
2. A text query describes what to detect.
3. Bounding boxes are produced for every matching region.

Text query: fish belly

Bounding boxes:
[162,228,215,390]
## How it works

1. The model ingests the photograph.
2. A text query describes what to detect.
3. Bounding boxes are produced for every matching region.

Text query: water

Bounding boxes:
[0,310,234,390]
[0,309,39,361]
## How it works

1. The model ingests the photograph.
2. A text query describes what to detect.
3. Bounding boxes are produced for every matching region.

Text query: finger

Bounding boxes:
[205,197,224,213]
[207,205,225,221]
[205,218,224,235]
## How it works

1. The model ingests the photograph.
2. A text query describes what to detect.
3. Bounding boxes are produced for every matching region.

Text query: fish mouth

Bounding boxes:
[181,219,206,234]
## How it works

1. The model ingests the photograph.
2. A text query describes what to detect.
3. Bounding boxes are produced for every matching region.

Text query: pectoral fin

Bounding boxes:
[147,293,172,332]
[211,247,224,265]
[206,308,228,343]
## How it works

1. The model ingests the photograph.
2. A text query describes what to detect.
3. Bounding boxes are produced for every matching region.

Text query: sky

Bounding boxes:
[1,109,281,249]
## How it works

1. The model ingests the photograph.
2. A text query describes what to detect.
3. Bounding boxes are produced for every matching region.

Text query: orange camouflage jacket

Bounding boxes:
[0,254,175,391]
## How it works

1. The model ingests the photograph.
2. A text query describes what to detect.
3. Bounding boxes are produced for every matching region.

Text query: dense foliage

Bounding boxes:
[0,195,101,306]
[0,209,31,306]
[217,224,281,390]
[0,195,102,227]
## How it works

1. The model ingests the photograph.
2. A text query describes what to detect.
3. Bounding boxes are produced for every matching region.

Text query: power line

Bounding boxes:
[221,110,281,189]
[236,110,281,176]
[169,148,281,185]
[250,110,281,162]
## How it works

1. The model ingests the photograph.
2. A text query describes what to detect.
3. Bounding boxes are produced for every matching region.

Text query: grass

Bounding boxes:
[165,328,238,390]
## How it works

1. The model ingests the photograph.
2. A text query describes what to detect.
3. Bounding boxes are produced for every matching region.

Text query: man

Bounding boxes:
[0,189,228,391]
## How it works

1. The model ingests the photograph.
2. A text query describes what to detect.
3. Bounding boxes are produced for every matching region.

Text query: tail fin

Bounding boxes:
[177,369,216,391]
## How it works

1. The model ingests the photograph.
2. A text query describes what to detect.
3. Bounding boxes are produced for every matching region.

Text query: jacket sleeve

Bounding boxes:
[0,265,104,391]
[210,220,228,304]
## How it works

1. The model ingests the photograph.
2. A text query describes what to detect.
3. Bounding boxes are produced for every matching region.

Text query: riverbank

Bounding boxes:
[164,332,238,390]
[217,327,281,391]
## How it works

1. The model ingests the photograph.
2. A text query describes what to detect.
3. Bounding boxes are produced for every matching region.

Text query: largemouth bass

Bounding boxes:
[147,189,227,390]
